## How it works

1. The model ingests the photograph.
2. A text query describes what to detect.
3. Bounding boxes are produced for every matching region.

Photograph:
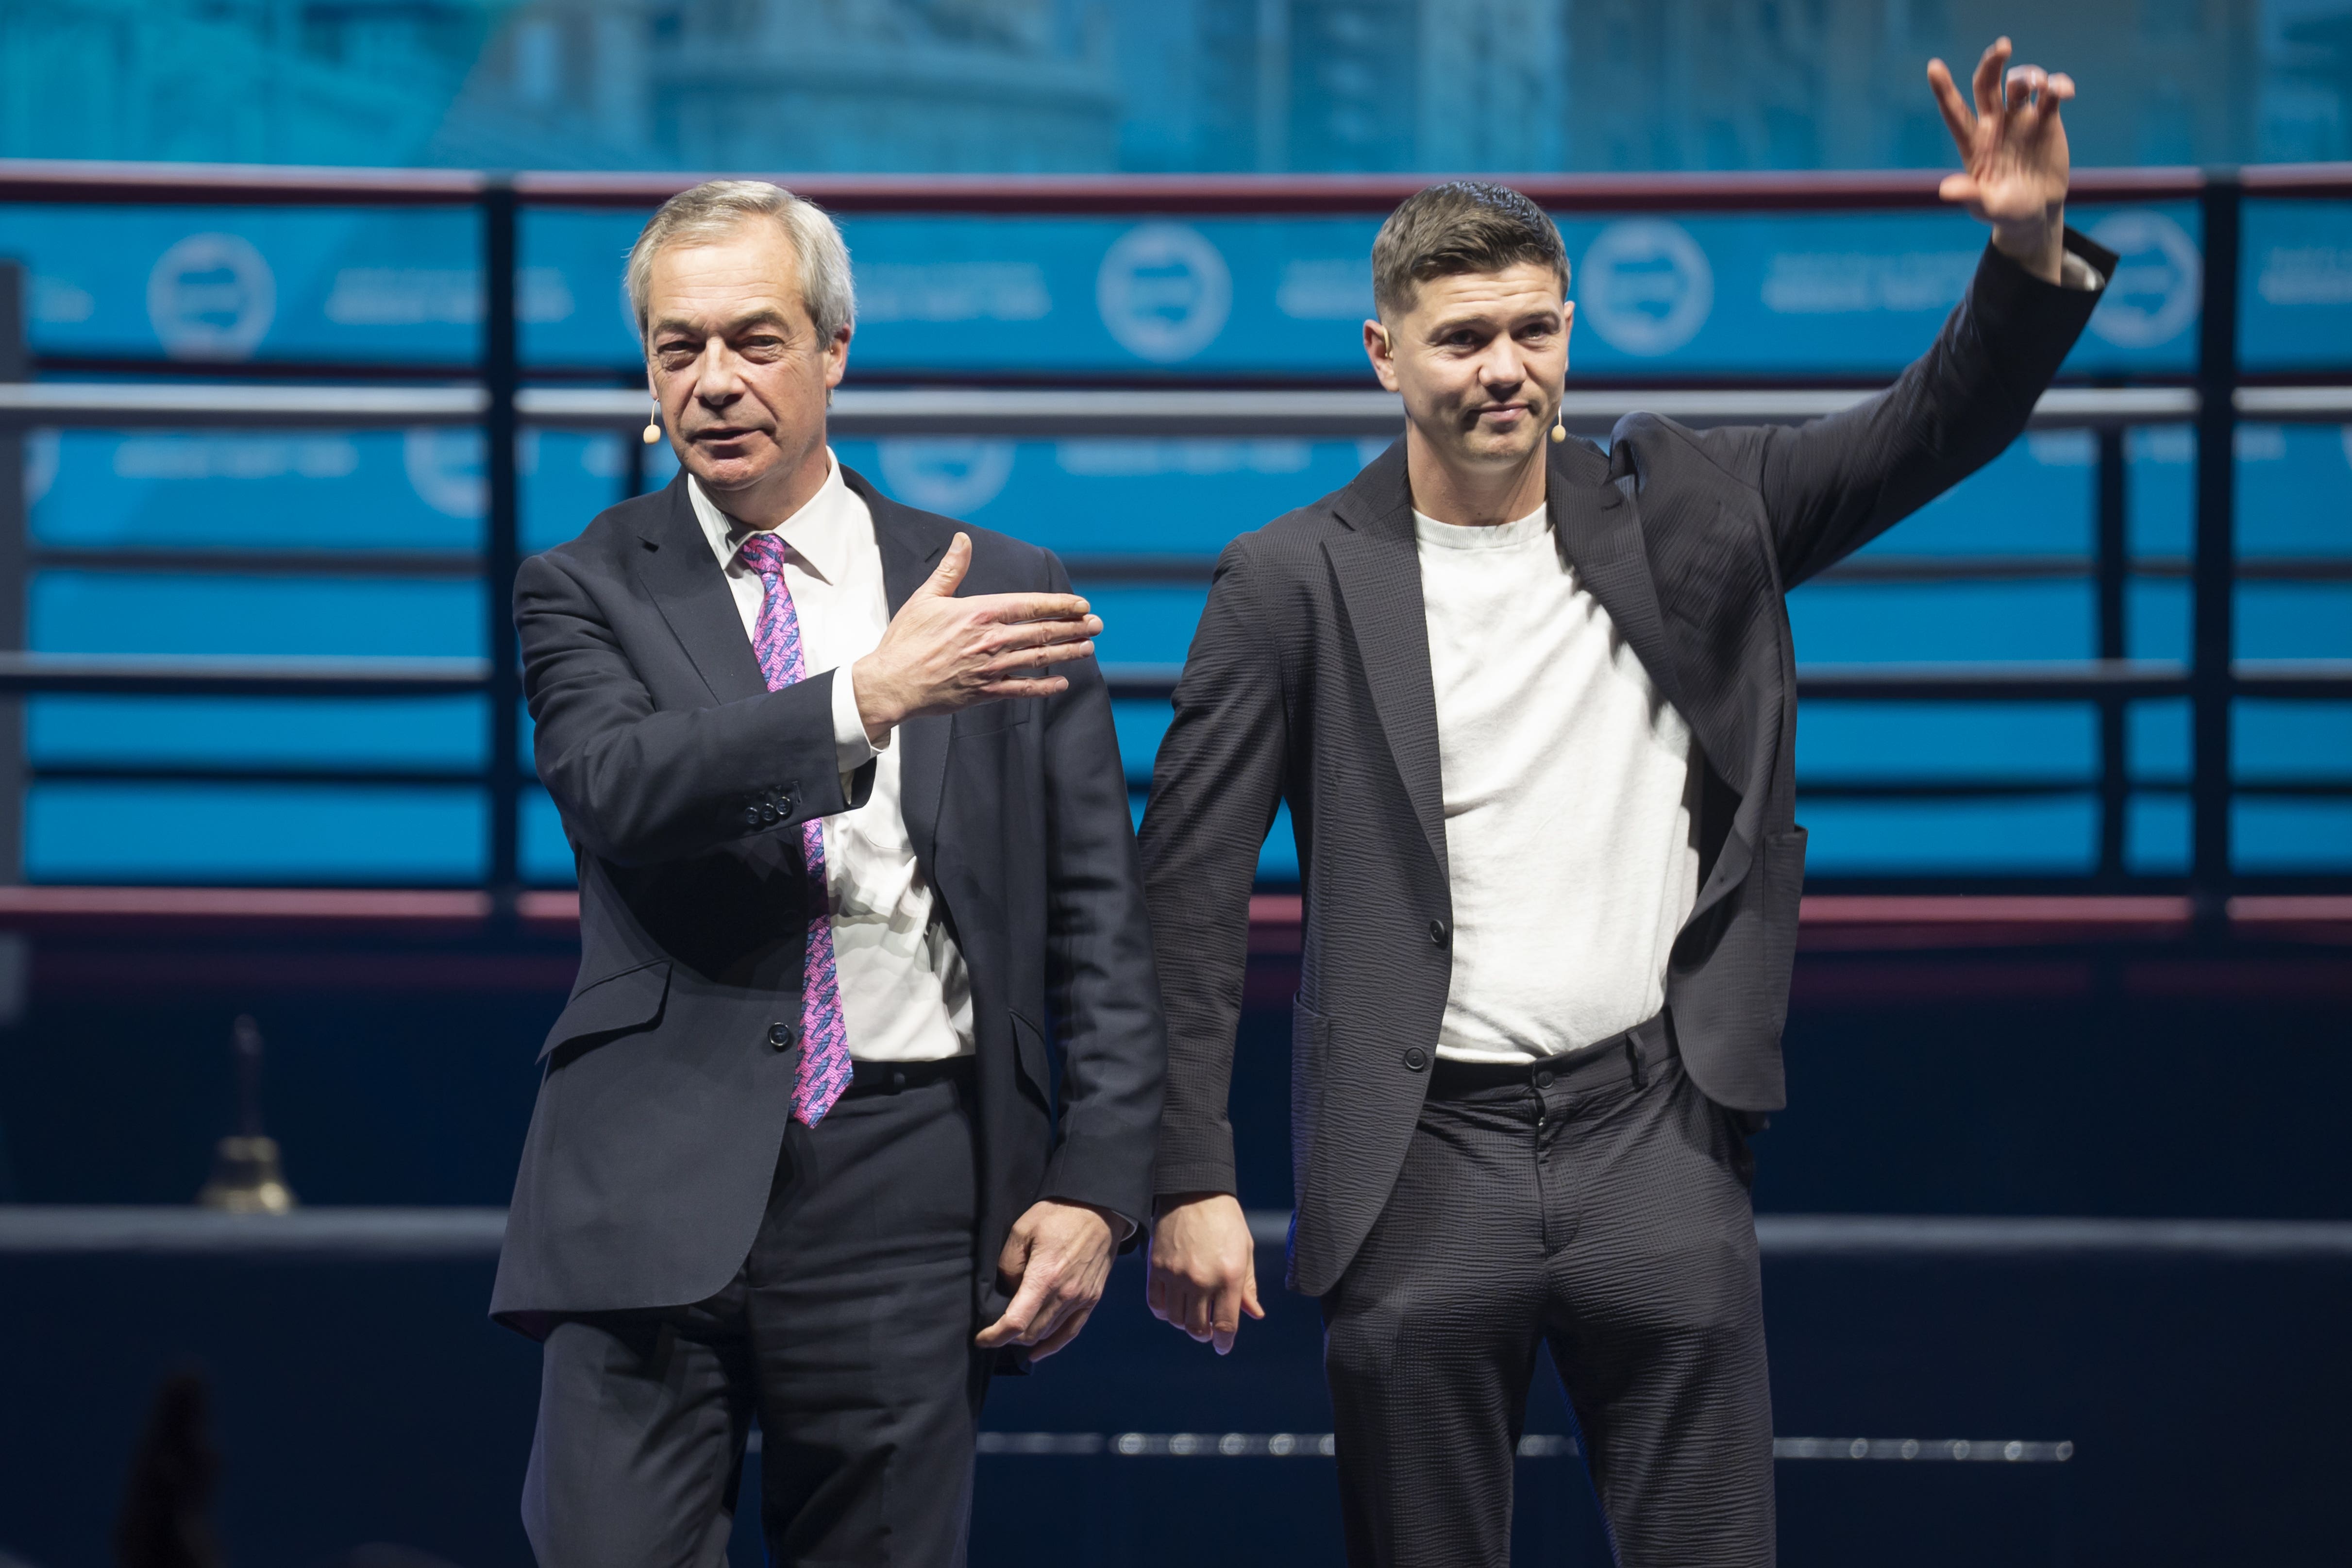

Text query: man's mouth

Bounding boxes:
[1471,403,1529,424]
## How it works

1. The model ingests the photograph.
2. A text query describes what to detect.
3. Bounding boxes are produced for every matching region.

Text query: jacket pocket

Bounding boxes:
[1010,1009,1053,1110]
[954,702,1036,739]
[538,959,672,1062]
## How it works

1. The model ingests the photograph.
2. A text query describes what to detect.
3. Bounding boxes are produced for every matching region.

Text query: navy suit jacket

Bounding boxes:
[492,464,1164,1338]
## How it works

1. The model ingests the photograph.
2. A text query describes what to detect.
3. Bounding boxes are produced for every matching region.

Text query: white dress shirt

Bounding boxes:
[689,455,974,1062]
[1416,504,1702,1063]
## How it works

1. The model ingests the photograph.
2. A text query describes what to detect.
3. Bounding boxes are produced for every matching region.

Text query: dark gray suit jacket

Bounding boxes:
[1139,235,2113,1298]
[492,466,1164,1337]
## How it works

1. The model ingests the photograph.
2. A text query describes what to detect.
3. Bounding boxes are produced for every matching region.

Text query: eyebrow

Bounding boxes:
[649,307,796,340]
[1424,302,1563,338]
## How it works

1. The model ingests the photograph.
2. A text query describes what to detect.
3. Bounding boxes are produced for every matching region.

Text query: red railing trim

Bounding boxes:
[0,159,2218,214]
[0,885,491,921]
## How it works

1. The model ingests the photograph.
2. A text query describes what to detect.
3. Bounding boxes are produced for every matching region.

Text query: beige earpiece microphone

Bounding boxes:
[1551,400,1566,443]
[642,396,661,446]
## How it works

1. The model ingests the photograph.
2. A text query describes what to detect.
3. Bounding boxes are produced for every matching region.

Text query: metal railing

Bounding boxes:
[2,160,2350,916]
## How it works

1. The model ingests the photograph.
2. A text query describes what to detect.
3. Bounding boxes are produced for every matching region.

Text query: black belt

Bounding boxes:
[843,1056,974,1097]
[1426,1013,1673,1099]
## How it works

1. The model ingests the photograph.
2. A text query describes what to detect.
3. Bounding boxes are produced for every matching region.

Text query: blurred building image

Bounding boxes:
[3,0,2344,173]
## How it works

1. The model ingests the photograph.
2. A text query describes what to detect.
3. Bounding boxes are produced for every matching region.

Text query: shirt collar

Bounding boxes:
[689,449,851,586]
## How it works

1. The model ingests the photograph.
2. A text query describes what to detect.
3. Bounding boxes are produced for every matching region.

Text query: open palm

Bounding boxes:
[1929,37,2071,234]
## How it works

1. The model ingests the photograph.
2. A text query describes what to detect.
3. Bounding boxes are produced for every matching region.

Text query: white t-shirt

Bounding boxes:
[1415,503,1701,1063]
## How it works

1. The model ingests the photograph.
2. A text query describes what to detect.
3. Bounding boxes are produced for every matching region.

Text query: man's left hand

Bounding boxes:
[976,1200,1119,1360]
[1929,37,2073,285]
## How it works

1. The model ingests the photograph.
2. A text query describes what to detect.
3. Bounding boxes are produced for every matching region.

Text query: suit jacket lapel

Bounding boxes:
[844,466,952,874]
[1324,443,1451,887]
[1548,439,1688,722]
[631,472,770,705]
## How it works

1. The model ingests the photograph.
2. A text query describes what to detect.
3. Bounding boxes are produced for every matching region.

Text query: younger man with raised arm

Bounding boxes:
[1141,40,2105,1567]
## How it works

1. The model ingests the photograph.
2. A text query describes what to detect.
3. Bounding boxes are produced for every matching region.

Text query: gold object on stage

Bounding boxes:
[197,1015,297,1213]
[198,1135,296,1214]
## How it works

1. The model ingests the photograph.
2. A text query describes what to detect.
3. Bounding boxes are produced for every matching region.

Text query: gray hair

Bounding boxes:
[624,179,856,344]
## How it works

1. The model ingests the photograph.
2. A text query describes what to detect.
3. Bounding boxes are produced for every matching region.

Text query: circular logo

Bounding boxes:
[1096,223,1232,364]
[404,427,485,518]
[146,232,276,361]
[23,430,59,507]
[2085,210,2201,349]
[877,439,1016,515]
[1578,220,1714,357]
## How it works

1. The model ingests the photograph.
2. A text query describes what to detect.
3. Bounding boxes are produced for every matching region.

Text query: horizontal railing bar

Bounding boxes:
[0,656,2335,703]
[0,653,489,696]
[1068,553,2352,586]
[29,763,488,789]
[1110,660,2231,703]
[2236,385,2352,418]
[0,382,486,426]
[1109,660,2352,703]
[0,158,2215,212]
[0,383,2200,434]
[7,1206,2341,1261]
[33,548,486,579]
[24,545,2352,589]
[0,158,487,205]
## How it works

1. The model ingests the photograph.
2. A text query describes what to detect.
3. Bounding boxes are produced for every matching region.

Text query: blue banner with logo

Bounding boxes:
[5,200,2202,376]
[2243,198,2352,369]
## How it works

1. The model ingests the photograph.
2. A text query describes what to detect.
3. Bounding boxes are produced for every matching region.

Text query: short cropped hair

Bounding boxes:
[1371,181,1570,320]
[624,179,856,344]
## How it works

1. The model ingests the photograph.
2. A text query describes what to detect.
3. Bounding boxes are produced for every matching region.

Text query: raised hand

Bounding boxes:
[1928,37,2073,284]
[851,532,1101,743]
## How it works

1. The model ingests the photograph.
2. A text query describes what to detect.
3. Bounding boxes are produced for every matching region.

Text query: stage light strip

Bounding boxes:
[960,1433,2075,1463]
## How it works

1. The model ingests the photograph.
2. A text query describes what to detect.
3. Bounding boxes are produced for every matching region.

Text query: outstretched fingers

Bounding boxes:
[1971,36,2011,124]
[1928,57,1976,156]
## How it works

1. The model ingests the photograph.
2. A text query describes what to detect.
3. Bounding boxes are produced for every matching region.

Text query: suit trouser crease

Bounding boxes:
[1320,1027,1775,1568]
[524,1073,987,1568]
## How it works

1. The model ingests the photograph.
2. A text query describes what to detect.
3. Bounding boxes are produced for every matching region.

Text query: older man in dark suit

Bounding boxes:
[1141,39,2105,1568]
[491,179,1163,1566]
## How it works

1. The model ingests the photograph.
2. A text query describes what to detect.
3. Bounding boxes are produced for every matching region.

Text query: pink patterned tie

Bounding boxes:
[734,530,852,1127]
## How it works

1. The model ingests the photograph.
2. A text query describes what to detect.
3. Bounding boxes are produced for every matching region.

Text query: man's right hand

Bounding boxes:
[852,532,1101,744]
[1146,1192,1264,1355]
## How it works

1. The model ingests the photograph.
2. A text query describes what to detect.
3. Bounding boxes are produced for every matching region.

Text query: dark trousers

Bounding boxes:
[523,1064,987,1568]
[1321,1017,1773,1568]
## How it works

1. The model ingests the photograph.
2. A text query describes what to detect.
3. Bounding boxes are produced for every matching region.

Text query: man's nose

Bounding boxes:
[695,341,744,400]
[1478,343,1528,391]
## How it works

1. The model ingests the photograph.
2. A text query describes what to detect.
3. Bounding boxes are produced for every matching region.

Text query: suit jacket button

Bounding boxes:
[1403,1047,1428,1071]
[1428,919,1447,946]
[743,806,763,827]
[768,1022,798,1049]
[760,804,780,825]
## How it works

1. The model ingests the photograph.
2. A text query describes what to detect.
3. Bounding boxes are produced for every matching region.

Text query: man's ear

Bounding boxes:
[824,324,853,390]
[1363,318,1401,393]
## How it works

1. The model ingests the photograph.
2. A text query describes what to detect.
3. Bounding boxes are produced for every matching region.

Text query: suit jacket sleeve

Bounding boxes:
[1756,229,2115,588]
[1137,538,1291,1199]
[1035,550,1168,1237]
[518,550,871,868]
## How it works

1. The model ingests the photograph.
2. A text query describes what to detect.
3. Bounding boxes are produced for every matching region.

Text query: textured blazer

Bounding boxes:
[1140,234,2113,1298]
[492,466,1164,1336]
